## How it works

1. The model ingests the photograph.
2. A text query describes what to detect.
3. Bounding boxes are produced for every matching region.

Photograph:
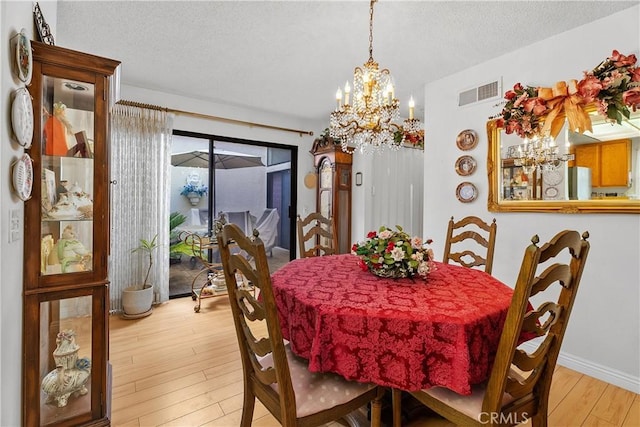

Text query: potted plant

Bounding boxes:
[169,212,187,264]
[180,183,208,206]
[121,235,158,318]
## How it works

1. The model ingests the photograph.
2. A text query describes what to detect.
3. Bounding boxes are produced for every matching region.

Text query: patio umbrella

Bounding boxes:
[171,149,265,169]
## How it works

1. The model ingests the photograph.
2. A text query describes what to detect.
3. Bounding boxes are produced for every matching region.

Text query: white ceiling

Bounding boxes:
[55,1,638,124]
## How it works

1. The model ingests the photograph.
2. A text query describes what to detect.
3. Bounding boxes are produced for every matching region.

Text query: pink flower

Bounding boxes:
[630,67,640,82]
[513,93,529,108]
[523,97,547,116]
[623,87,640,111]
[410,236,422,249]
[505,90,517,101]
[505,119,521,135]
[610,50,637,67]
[577,75,603,104]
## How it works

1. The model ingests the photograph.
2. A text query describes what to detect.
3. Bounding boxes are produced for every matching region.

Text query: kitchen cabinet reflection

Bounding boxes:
[487,111,640,213]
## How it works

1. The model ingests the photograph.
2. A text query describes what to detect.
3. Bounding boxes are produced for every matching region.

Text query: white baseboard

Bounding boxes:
[519,342,639,394]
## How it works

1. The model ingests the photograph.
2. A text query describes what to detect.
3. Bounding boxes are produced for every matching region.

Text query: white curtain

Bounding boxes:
[108,105,173,312]
[368,147,424,237]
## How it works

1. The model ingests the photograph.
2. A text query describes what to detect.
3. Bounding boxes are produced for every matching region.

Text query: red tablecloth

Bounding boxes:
[271,254,516,394]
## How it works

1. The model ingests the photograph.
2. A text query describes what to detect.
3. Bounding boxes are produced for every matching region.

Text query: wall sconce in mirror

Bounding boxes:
[355,172,363,186]
[487,107,640,214]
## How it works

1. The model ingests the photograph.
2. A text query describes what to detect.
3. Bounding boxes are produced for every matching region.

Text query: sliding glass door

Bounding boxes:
[168,131,296,298]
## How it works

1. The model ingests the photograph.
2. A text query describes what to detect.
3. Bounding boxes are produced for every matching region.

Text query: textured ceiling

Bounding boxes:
[56,1,638,123]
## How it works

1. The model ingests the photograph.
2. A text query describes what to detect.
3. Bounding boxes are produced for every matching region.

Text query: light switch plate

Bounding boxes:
[9,209,21,242]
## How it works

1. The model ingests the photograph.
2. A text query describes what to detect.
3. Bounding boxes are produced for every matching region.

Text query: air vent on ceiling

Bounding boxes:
[458,79,502,107]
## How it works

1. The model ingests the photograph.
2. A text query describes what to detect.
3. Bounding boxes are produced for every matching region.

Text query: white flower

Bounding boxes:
[390,246,405,262]
[417,261,431,276]
[411,237,422,248]
[411,252,424,261]
[378,230,393,240]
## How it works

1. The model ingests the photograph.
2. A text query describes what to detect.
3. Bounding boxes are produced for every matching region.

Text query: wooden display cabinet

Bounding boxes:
[23,41,119,427]
[311,136,352,254]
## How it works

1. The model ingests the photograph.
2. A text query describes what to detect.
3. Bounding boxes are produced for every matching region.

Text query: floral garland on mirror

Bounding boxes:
[494,50,640,139]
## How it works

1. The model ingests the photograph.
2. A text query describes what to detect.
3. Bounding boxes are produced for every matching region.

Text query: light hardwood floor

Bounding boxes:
[110,297,640,427]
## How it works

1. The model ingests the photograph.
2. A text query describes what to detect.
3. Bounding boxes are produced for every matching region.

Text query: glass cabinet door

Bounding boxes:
[41,76,95,276]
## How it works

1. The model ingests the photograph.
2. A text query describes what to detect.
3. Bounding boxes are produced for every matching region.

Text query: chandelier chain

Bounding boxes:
[368,0,376,62]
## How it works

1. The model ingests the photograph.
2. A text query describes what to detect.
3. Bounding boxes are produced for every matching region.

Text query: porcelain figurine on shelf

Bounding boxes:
[57,225,92,272]
[41,330,91,408]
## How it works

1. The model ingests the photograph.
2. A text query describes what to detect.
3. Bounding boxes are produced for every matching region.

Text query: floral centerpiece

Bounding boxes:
[494,49,640,139]
[180,183,208,197]
[352,225,435,279]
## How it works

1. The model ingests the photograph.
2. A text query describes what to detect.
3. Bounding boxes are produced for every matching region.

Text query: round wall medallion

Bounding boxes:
[455,155,477,176]
[11,87,34,148]
[303,172,317,189]
[456,182,478,203]
[456,129,478,151]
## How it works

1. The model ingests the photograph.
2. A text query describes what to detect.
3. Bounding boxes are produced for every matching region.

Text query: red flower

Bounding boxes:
[496,118,505,128]
[504,90,517,101]
[513,83,524,91]
[357,259,368,271]
[623,87,640,111]
[367,231,377,238]
[351,243,358,252]
[577,75,603,104]
[610,50,637,67]
[631,67,640,83]
[386,242,395,252]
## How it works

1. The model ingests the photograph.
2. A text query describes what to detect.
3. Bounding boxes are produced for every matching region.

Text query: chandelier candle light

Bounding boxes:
[330,0,422,153]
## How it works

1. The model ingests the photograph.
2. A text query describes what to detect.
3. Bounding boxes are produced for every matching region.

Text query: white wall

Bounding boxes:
[1,2,58,424]
[422,6,640,392]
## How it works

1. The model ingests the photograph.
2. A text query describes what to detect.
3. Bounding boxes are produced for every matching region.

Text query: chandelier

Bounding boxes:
[330,0,422,154]
[506,134,573,174]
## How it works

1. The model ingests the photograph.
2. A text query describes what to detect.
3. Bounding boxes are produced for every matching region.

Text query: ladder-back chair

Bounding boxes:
[405,230,590,427]
[296,213,337,258]
[443,216,497,274]
[217,223,383,426]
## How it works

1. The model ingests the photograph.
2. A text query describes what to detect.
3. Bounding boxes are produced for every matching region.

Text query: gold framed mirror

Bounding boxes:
[487,109,640,213]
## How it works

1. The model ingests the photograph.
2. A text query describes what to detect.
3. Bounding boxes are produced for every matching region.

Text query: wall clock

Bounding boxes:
[11,87,34,148]
[456,182,478,203]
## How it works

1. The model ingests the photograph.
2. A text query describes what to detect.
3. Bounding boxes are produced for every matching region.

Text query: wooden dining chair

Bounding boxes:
[442,216,497,274]
[296,212,337,258]
[217,223,383,427]
[401,230,590,427]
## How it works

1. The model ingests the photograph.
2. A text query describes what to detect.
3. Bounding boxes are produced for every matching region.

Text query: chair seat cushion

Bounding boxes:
[424,382,516,421]
[261,344,375,418]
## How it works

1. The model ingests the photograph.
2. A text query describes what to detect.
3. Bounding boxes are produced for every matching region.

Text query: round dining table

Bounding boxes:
[270,254,517,395]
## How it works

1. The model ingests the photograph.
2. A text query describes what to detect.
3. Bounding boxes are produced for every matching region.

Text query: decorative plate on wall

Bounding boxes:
[456,182,478,203]
[14,28,32,84]
[11,86,34,148]
[12,153,34,201]
[456,129,478,151]
[455,155,477,176]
